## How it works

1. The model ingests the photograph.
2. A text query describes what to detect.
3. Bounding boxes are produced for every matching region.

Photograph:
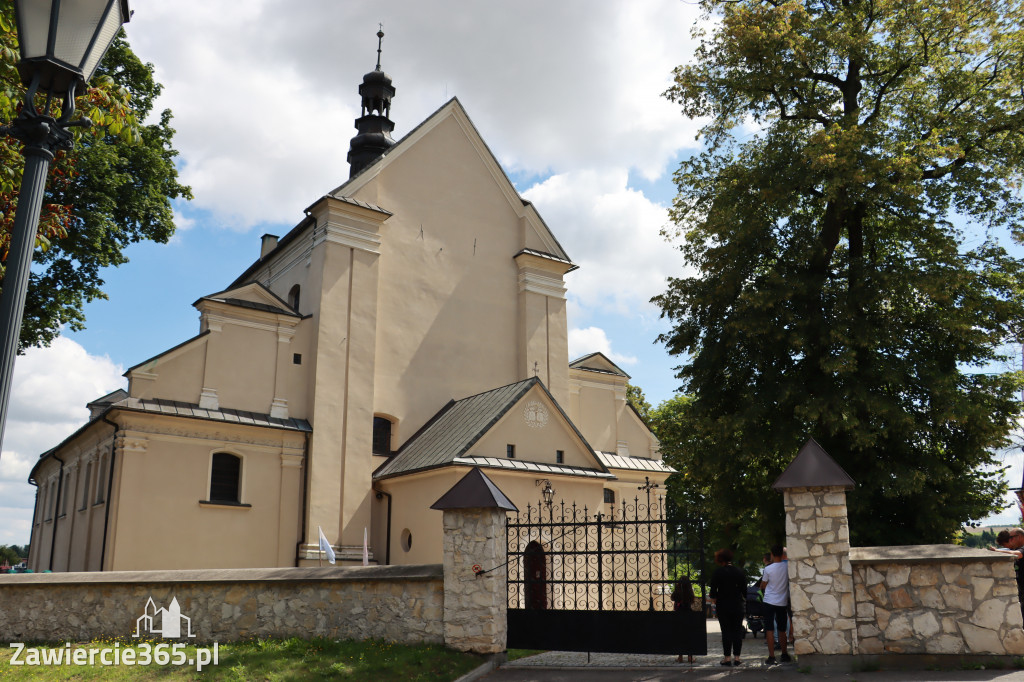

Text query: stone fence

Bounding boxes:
[0,565,444,644]
[0,471,511,654]
[779,440,1024,668]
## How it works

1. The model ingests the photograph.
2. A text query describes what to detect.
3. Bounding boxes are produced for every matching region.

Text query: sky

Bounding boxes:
[1,0,1021,547]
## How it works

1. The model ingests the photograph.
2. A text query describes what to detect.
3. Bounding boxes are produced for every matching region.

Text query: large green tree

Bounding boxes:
[0,7,191,350]
[655,0,1024,547]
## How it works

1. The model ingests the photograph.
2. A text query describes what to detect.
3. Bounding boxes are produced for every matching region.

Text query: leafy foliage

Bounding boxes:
[655,0,1024,547]
[0,5,191,350]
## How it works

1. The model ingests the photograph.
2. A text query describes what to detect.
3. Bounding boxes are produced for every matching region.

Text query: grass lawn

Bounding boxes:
[1,637,487,681]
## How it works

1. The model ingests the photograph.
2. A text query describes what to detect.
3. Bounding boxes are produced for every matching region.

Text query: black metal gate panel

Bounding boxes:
[506,494,707,655]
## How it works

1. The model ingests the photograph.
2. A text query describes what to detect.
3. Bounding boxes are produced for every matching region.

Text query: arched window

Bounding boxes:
[210,453,242,503]
[373,417,393,455]
[287,284,301,312]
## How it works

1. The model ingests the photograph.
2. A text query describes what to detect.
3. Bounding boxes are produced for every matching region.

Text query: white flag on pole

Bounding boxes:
[362,527,369,566]
[318,526,336,565]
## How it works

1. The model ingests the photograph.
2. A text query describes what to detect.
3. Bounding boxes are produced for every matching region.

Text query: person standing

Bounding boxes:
[759,544,791,665]
[709,548,746,666]
[671,576,697,664]
[988,528,1024,623]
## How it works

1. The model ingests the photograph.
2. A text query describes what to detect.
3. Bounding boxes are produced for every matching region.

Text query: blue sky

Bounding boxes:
[1,0,1021,546]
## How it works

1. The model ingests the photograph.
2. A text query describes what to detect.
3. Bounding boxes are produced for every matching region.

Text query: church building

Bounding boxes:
[27,36,671,572]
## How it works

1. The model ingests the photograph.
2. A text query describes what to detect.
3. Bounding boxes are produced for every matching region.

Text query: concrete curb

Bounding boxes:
[455,652,507,682]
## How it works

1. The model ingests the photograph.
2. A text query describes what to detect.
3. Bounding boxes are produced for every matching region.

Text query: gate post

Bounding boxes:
[431,468,518,654]
[773,439,857,658]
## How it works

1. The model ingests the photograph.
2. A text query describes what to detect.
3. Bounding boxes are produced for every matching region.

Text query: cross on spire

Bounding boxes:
[376,24,384,70]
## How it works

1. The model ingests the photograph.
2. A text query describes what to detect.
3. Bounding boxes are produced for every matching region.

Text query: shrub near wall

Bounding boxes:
[0,566,444,644]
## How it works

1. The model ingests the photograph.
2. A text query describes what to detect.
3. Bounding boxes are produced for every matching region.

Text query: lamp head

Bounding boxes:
[13,0,131,96]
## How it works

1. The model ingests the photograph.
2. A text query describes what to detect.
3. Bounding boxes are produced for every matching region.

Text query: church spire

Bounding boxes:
[348,27,397,178]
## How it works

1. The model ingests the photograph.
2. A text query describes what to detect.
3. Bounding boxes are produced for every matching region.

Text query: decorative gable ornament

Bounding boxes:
[523,401,548,429]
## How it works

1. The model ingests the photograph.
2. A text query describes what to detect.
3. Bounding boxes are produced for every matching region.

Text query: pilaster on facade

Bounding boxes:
[514,251,573,406]
[303,194,389,551]
[308,195,392,256]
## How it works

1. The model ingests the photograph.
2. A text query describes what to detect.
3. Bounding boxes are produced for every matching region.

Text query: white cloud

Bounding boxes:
[124,0,705,231]
[569,326,638,367]
[524,168,691,315]
[0,338,125,545]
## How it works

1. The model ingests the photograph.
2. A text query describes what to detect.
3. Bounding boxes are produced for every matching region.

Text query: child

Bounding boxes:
[671,576,697,664]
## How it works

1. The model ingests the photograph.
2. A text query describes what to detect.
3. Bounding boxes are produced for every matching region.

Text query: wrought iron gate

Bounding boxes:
[506,492,708,655]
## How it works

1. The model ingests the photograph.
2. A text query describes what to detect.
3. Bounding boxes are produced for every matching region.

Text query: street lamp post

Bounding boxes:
[0,0,130,451]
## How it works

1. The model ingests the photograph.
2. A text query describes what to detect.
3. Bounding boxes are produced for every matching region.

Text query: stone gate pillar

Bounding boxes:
[773,439,857,657]
[431,467,518,654]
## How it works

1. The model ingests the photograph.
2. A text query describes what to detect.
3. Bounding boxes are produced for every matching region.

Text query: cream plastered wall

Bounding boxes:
[127,335,207,403]
[568,368,659,459]
[351,106,571,448]
[375,467,613,566]
[29,423,114,573]
[469,387,596,468]
[102,414,305,570]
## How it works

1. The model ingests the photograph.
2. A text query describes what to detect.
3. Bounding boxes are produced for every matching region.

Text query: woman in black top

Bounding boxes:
[709,548,746,666]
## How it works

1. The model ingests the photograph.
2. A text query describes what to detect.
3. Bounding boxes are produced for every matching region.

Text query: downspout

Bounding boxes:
[297,430,310,566]
[48,454,65,571]
[26,475,38,571]
[374,488,392,566]
[99,415,118,571]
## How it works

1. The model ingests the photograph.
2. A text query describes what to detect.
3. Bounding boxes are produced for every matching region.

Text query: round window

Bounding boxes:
[401,528,412,552]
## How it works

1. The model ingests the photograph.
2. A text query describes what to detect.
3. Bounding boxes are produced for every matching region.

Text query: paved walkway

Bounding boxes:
[505,619,778,670]
[480,620,1024,681]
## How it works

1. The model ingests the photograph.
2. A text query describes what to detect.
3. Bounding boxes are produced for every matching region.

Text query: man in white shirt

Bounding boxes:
[759,544,791,665]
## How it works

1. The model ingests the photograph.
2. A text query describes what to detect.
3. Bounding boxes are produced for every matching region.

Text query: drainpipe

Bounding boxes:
[99,415,119,571]
[48,454,65,572]
[297,430,310,566]
[26,475,38,571]
[374,488,392,566]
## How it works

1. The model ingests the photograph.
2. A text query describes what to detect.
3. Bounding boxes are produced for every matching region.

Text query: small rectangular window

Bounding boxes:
[507,444,516,459]
[604,489,615,504]
[556,450,564,464]
[293,353,302,365]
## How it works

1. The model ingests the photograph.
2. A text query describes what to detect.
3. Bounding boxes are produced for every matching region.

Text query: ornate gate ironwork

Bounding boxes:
[506,491,708,655]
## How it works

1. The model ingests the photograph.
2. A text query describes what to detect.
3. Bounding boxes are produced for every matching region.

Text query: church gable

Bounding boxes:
[193,282,301,318]
[569,352,631,378]
[374,377,606,480]
[469,383,599,470]
[334,98,571,263]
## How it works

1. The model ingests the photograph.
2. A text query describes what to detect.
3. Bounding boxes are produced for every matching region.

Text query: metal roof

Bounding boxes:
[374,377,605,480]
[374,378,538,479]
[430,467,518,511]
[772,438,856,491]
[453,456,614,479]
[114,397,312,433]
[568,352,631,379]
[596,452,674,473]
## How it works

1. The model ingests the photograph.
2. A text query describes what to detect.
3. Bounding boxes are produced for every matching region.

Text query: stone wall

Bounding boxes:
[851,547,1024,656]
[0,565,443,644]
[784,481,1024,661]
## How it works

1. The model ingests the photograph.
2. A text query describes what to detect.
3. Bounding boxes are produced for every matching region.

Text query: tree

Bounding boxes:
[0,7,191,350]
[655,0,1024,547]
[626,383,653,423]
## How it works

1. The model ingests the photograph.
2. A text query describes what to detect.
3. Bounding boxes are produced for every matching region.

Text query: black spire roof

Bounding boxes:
[348,29,397,178]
